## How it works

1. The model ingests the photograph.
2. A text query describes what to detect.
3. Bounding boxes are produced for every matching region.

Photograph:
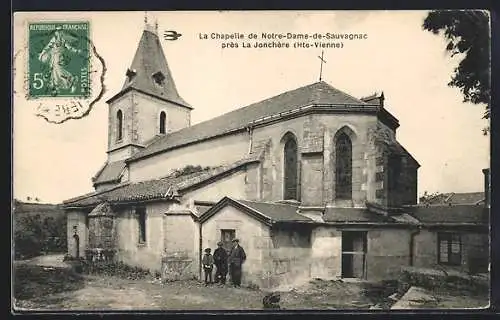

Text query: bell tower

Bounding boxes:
[92,17,192,191]
[104,17,192,163]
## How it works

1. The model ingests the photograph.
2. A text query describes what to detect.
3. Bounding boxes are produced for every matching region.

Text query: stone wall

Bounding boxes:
[251,113,377,206]
[200,205,269,286]
[310,227,342,279]
[106,94,134,151]
[184,170,249,203]
[66,209,88,258]
[366,229,411,280]
[413,229,489,274]
[125,111,417,208]
[132,92,191,143]
[113,202,170,272]
[462,232,489,273]
[413,229,437,268]
[367,122,419,207]
[259,226,314,288]
[162,210,199,281]
[129,132,249,182]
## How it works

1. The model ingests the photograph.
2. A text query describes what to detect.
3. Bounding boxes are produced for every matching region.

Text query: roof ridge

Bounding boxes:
[63,182,130,204]
[238,199,299,207]
[131,81,373,161]
[321,80,368,105]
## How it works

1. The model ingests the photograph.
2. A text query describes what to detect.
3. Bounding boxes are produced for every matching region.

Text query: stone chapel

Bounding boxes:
[63,23,488,288]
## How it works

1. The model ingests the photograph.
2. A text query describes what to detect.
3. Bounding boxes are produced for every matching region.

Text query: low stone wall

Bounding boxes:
[161,252,196,282]
[399,266,489,293]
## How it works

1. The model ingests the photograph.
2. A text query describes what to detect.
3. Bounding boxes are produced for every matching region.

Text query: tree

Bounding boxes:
[419,191,445,205]
[423,10,491,134]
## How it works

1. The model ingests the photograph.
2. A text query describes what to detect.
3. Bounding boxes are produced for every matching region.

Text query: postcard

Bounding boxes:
[12,10,491,311]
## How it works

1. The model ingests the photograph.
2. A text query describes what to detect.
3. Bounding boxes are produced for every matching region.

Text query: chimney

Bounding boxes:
[482,168,490,207]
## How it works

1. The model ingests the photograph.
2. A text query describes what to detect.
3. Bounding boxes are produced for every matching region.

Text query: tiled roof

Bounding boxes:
[420,192,485,205]
[128,81,375,162]
[405,204,489,224]
[237,200,312,222]
[199,197,313,225]
[63,156,260,208]
[93,160,126,185]
[200,198,417,225]
[323,207,393,223]
[106,29,191,108]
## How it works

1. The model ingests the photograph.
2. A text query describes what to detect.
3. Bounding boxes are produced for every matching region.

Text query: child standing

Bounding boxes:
[202,248,214,286]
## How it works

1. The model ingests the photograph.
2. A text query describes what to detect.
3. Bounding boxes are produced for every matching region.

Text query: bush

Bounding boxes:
[14,213,67,259]
[81,260,153,280]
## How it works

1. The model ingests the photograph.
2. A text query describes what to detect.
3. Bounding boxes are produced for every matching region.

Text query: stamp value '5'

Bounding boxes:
[28,22,90,98]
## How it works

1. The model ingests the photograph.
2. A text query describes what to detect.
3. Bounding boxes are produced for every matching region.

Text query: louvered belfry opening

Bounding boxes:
[283,135,299,201]
[335,133,352,200]
[116,110,123,141]
[159,111,166,134]
[86,202,116,262]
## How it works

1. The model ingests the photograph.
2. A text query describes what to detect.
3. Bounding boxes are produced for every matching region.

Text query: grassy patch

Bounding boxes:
[13,263,85,301]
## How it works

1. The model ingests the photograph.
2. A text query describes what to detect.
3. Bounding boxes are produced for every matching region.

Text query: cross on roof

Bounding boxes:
[318,51,327,81]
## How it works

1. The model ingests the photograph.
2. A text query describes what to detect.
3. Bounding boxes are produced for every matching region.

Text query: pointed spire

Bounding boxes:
[107,17,191,109]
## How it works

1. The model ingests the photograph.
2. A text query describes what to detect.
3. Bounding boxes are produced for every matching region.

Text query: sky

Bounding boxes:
[13,11,490,204]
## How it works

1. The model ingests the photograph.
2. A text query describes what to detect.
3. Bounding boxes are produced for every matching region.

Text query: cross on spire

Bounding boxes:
[318,51,327,81]
[143,11,159,35]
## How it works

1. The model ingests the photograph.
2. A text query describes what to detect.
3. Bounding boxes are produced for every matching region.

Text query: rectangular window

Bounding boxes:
[136,207,146,244]
[438,233,462,266]
[221,229,236,253]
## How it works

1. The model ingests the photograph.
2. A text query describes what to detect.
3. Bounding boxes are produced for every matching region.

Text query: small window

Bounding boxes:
[221,229,236,253]
[116,110,123,141]
[152,71,165,85]
[438,233,462,266]
[159,111,166,134]
[136,207,146,244]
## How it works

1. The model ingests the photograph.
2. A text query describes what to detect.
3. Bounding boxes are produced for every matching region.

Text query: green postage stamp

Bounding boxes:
[28,22,90,98]
[14,18,105,124]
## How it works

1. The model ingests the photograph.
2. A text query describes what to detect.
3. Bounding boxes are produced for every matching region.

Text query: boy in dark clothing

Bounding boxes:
[213,242,228,285]
[202,248,214,285]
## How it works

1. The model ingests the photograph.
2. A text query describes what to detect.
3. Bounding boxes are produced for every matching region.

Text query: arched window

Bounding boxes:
[283,135,299,200]
[335,133,352,199]
[116,110,123,141]
[159,111,166,134]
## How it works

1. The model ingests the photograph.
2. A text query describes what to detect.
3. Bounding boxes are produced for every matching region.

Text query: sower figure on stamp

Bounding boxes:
[38,26,82,94]
[213,241,228,285]
[202,248,214,286]
[228,239,246,287]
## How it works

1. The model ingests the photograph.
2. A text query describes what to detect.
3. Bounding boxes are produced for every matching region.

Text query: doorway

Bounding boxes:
[72,234,80,258]
[341,231,367,279]
[220,229,236,254]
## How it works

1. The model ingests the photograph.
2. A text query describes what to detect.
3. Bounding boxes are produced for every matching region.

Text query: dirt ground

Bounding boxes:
[12,254,490,311]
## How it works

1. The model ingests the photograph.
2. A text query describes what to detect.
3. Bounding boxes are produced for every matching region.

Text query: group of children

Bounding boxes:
[201,238,246,287]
